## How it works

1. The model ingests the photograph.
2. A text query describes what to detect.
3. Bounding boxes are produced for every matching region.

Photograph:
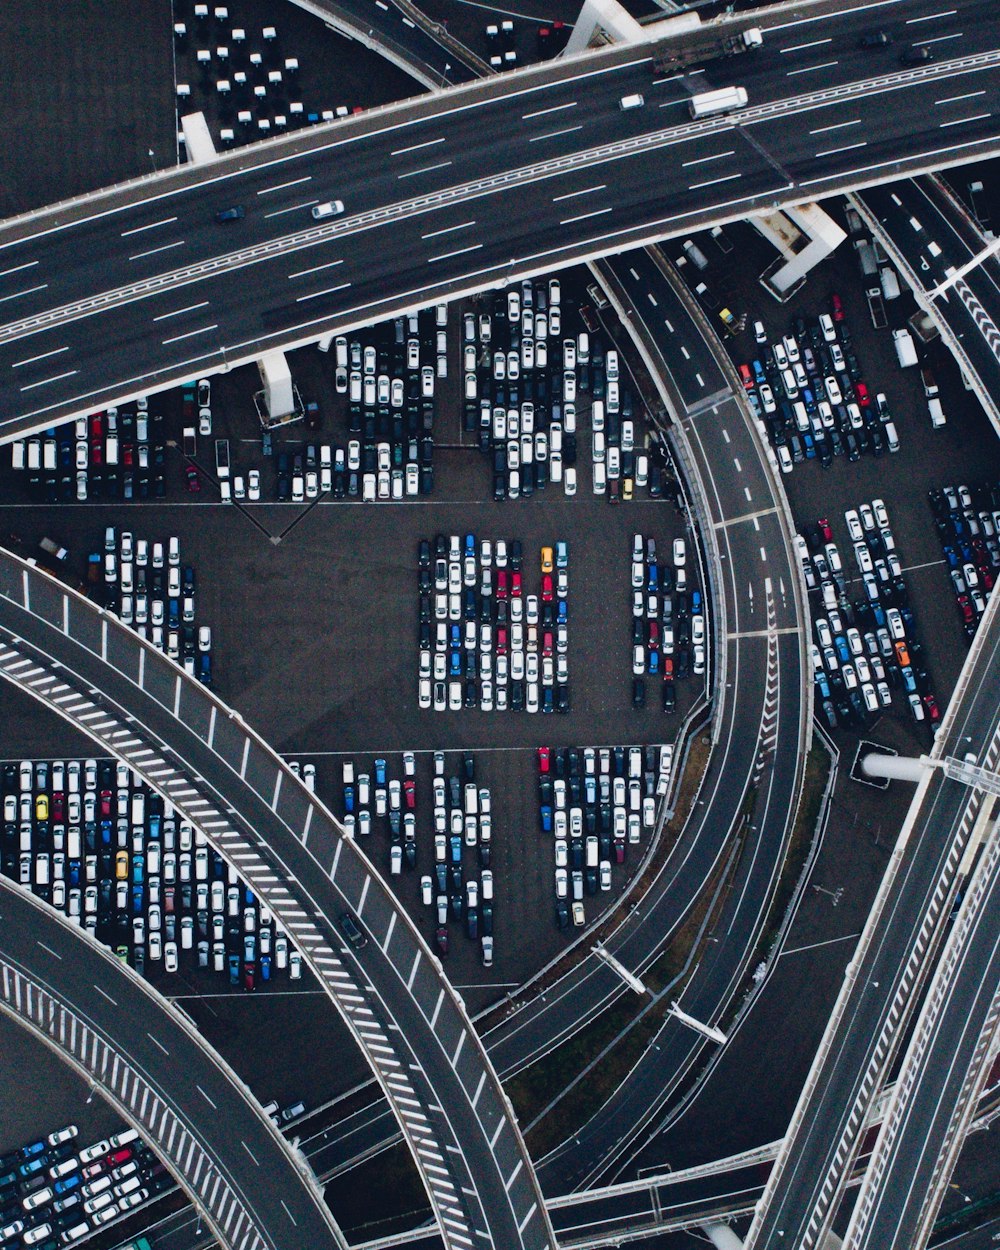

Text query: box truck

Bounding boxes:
[893,328,918,368]
[689,86,748,118]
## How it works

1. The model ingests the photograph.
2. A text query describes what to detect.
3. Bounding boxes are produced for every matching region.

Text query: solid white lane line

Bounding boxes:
[682,149,735,167]
[688,173,742,191]
[906,8,956,22]
[120,217,178,238]
[398,160,453,180]
[128,240,185,262]
[19,370,77,392]
[939,112,991,128]
[0,283,48,303]
[919,31,964,44]
[391,137,446,157]
[264,201,318,219]
[153,301,210,321]
[0,260,39,277]
[787,60,839,75]
[814,140,868,158]
[256,175,312,195]
[161,324,218,344]
[522,100,577,120]
[295,282,352,303]
[810,118,861,135]
[427,243,482,264]
[12,345,68,368]
[780,37,832,53]
[530,124,583,143]
[552,184,606,202]
[287,258,344,279]
[935,90,985,105]
[559,207,612,226]
[422,220,476,240]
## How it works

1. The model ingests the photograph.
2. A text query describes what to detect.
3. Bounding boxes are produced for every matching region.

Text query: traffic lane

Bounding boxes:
[757,768,981,1241]
[0,879,345,1250]
[759,72,1000,190]
[609,250,725,412]
[0,145,791,425]
[855,871,1000,1250]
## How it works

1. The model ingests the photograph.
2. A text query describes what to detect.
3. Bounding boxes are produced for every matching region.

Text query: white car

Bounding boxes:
[247,469,260,501]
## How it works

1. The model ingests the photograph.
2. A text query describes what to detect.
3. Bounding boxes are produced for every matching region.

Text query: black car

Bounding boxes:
[632,677,646,709]
[663,681,676,713]
[338,912,367,949]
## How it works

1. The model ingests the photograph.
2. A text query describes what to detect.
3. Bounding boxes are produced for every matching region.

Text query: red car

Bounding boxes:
[738,363,754,391]
[648,620,660,650]
[185,464,201,493]
[90,440,103,465]
[958,594,974,622]
[90,414,103,439]
[496,570,508,600]
[817,518,832,542]
[404,779,416,810]
[855,382,871,407]
[537,746,551,774]
[511,571,522,598]
[100,789,113,818]
[542,630,554,658]
[541,574,554,602]
[435,926,449,956]
[923,693,940,722]
[244,962,256,991]
[831,292,845,321]
[107,1147,132,1167]
[496,627,508,655]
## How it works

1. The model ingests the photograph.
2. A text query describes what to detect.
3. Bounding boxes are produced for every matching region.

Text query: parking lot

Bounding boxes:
[671,206,1000,756]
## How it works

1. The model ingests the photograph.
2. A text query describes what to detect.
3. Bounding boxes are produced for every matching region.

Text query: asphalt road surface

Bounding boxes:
[2,1,1000,431]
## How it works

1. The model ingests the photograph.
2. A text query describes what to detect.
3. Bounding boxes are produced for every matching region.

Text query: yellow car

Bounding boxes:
[540,546,554,574]
[115,851,129,880]
[35,794,49,822]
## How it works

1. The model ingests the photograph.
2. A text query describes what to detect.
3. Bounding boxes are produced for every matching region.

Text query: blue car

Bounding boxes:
[815,670,830,699]
[465,533,476,555]
[375,758,387,786]
[942,545,959,568]
[132,853,144,885]
[228,954,241,986]
[343,785,355,814]
[449,650,462,677]
[54,1172,81,1195]
[449,835,462,864]
[260,955,271,982]
[132,884,144,914]
[647,564,658,592]
[100,819,113,846]
[540,804,553,833]
[835,635,851,664]
[648,649,659,675]
[19,1140,46,1162]
[557,600,568,624]
[149,814,161,839]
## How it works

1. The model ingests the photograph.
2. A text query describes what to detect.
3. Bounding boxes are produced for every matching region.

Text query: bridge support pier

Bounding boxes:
[702,1222,745,1249]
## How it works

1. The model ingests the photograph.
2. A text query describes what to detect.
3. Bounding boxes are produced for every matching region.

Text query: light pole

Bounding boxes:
[441,61,451,88]
[148,147,157,174]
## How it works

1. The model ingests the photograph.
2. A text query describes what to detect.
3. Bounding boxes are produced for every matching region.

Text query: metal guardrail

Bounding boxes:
[0,550,554,1250]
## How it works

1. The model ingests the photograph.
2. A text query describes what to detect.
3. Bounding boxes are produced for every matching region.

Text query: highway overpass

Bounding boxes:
[0,877,347,1250]
[747,589,1000,1250]
[2,0,1000,435]
[0,552,554,1250]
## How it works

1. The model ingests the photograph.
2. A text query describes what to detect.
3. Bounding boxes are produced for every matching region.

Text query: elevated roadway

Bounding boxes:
[3,0,1000,434]
[746,590,1000,1250]
[0,552,553,1250]
[843,801,1000,1250]
[286,0,485,88]
[530,247,808,1191]
[0,877,347,1250]
[852,174,1000,432]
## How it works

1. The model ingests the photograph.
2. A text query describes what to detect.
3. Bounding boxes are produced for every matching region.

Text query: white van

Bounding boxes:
[593,462,607,494]
[11,441,25,471]
[591,399,605,432]
[927,397,946,428]
[619,93,645,110]
[105,435,119,466]
[884,421,900,452]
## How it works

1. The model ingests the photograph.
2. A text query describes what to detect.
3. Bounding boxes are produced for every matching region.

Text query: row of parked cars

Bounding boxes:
[629,533,704,713]
[467,278,589,499]
[418,535,570,713]
[589,354,656,503]
[799,498,940,730]
[10,402,168,504]
[96,527,213,683]
[0,756,303,993]
[0,1124,169,1250]
[741,297,901,472]
[539,744,670,928]
[928,481,1000,642]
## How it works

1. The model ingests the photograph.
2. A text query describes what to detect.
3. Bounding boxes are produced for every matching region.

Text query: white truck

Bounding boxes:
[893,328,918,368]
[689,86,748,119]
